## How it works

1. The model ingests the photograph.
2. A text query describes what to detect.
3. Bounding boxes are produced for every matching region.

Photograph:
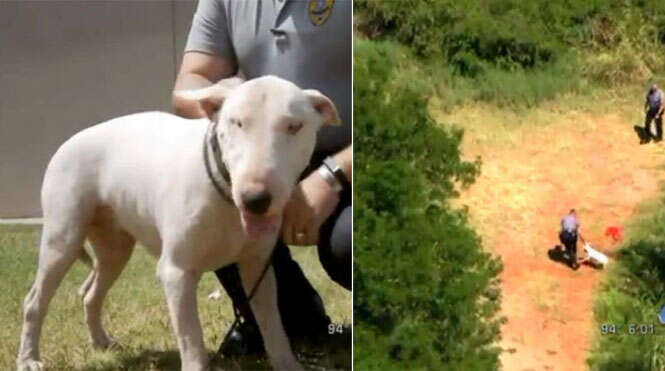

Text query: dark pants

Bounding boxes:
[215,152,351,340]
[645,107,663,141]
[559,230,578,267]
[317,194,352,290]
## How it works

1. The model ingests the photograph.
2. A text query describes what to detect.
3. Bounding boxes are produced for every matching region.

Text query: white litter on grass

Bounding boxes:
[207,289,222,300]
[584,243,609,265]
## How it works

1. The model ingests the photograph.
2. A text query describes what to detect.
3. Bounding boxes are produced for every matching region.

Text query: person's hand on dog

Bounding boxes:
[281,172,340,246]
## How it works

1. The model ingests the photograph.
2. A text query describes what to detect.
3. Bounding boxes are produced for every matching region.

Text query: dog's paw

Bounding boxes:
[91,334,117,350]
[17,359,44,371]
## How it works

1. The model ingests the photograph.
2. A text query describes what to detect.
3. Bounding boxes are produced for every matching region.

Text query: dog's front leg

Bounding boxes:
[237,260,303,371]
[157,260,208,371]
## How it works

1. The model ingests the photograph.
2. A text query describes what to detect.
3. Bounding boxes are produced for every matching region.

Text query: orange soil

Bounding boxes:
[452,112,664,371]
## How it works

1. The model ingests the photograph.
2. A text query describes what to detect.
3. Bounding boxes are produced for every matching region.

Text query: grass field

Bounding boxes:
[0,224,351,370]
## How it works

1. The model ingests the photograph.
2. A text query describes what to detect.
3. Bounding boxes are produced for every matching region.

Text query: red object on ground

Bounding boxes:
[605,225,623,242]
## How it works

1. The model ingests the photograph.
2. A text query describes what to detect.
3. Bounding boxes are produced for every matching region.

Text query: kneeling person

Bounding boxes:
[173,0,352,357]
[559,209,582,270]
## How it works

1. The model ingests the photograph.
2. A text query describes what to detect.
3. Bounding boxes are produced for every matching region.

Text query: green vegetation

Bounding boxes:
[356,0,665,108]
[353,39,502,370]
[0,224,350,370]
[588,194,665,371]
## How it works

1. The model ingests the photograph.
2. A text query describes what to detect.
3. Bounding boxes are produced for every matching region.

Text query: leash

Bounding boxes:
[202,119,276,355]
[219,247,276,355]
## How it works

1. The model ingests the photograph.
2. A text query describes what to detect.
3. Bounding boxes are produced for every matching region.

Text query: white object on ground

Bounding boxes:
[207,289,222,300]
[584,243,609,265]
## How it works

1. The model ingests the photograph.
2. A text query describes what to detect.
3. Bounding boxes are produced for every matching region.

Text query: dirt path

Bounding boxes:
[436,106,665,371]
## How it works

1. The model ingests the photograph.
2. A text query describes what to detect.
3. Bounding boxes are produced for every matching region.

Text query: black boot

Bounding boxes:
[219,316,265,358]
[216,242,331,358]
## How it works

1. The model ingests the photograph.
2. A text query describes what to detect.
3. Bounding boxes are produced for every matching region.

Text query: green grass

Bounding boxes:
[0,224,350,370]
[427,54,589,111]
[588,190,665,371]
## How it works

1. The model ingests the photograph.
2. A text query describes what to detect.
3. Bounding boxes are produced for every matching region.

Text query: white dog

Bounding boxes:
[16,75,339,371]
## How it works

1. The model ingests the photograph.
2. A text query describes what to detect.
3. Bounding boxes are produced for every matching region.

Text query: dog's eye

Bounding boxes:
[287,122,303,135]
[230,119,242,128]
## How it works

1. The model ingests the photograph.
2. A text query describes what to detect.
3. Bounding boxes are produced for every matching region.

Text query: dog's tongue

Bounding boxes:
[240,211,277,240]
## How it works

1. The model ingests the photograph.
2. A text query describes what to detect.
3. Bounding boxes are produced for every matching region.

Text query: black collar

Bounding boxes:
[203,119,234,204]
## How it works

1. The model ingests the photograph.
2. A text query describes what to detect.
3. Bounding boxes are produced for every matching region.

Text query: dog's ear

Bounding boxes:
[174,77,244,119]
[303,89,340,126]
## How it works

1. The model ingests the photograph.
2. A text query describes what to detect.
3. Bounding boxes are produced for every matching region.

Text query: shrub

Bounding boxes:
[353,38,503,370]
[582,40,652,86]
[355,0,560,69]
[355,0,665,106]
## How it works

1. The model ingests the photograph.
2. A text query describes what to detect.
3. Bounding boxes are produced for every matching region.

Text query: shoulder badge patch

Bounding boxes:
[308,0,335,27]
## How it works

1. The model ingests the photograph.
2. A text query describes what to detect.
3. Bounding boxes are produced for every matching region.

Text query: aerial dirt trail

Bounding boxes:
[439,108,664,371]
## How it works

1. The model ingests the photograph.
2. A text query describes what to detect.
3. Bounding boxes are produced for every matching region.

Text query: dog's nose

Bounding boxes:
[241,190,272,215]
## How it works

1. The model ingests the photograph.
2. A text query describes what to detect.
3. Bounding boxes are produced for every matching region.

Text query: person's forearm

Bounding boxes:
[332,145,352,183]
[172,73,215,119]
